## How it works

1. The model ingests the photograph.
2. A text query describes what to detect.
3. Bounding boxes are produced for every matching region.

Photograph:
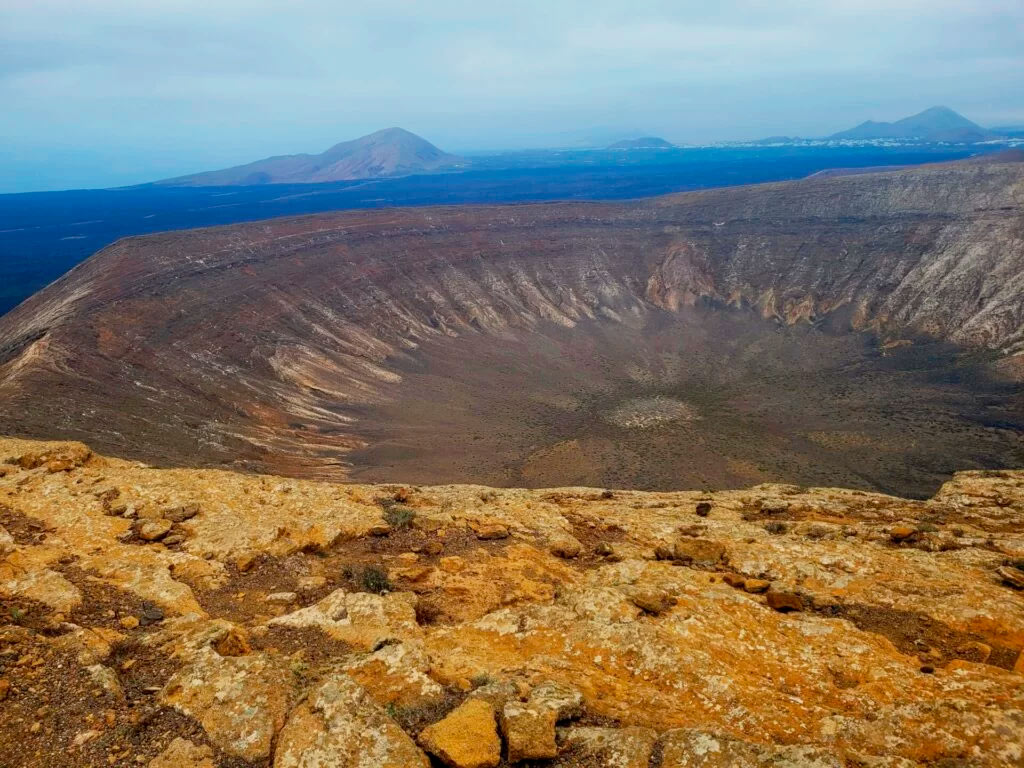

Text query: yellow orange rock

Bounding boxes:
[273,675,429,768]
[556,727,657,767]
[418,698,501,768]
[502,702,558,761]
[149,737,216,768]
[3,436,1024,767]
[213,626,251,657]
[160,647,292,761]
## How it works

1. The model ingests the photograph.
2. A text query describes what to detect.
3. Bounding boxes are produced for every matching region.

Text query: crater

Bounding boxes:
[0,159,1021,498]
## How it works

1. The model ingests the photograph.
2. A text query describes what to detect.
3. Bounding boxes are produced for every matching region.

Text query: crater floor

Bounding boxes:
[344,307,1022,498]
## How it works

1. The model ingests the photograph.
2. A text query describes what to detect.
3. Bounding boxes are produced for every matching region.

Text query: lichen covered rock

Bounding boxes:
[1,437,1023,767]
[418,698,501,768]
[273,674,429,768]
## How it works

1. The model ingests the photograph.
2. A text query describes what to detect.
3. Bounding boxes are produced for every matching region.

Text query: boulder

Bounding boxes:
[273,674,429,768]
[268,588,420,650]
[213,626,251,657]
[0,526,15,557]
[956,641,992,664]
[554,727,657,768]
[671,538,726,567]
[502,701,558,762]
[758,499,789,515]
[265,591,298,604]
[12,442,91,470]
[343,641,446,710]
[160,647,292,761]
[529,681,584,720]
[501,680,584,762]
[418,698,501,768]
[722,573,746,589]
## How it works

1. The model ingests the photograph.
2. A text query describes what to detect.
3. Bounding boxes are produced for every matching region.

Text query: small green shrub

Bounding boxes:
[361,566,392,594]
[470,672,494,688]
[383,505,415,529]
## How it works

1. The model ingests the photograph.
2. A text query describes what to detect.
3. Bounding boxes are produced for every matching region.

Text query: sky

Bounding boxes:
[1,0,1022,193]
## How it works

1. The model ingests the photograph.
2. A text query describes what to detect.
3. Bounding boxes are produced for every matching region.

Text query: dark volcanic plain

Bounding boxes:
[1,159,1022,497]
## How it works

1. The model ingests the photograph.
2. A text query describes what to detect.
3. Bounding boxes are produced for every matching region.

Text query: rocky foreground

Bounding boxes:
[1,437,1023,767]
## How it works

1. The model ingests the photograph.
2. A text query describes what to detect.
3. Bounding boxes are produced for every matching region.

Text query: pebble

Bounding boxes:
[474,523,509,540]
[235,552,258,572]
[889,525,918,542]
[265,591,298,604]
[743,578,771,594]
[765,591,803,613]
[549,534,583,559]
[759,499,790,515]
[297,575,328,593]
[424,540,444,556]
[214,626,252,657]
[72,729,101,747]
[440,556,466,573]
[139,603,165,626]
[163,502,200,522]
[996,566,1024,590]
[630,590,676,615]
[135,518,172,541]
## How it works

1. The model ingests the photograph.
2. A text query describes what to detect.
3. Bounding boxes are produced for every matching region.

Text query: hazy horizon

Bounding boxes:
[2,0,1022,193]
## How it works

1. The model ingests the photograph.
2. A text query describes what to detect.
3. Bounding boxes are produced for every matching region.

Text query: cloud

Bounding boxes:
[1,0,1022,191]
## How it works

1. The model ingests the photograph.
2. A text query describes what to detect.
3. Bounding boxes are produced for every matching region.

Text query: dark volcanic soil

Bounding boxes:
[0,159,1022,496]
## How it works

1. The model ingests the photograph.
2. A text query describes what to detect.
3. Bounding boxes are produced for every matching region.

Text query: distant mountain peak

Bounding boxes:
[829,106,995,143]
[607,136,675,150]
[158,128,464,187]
